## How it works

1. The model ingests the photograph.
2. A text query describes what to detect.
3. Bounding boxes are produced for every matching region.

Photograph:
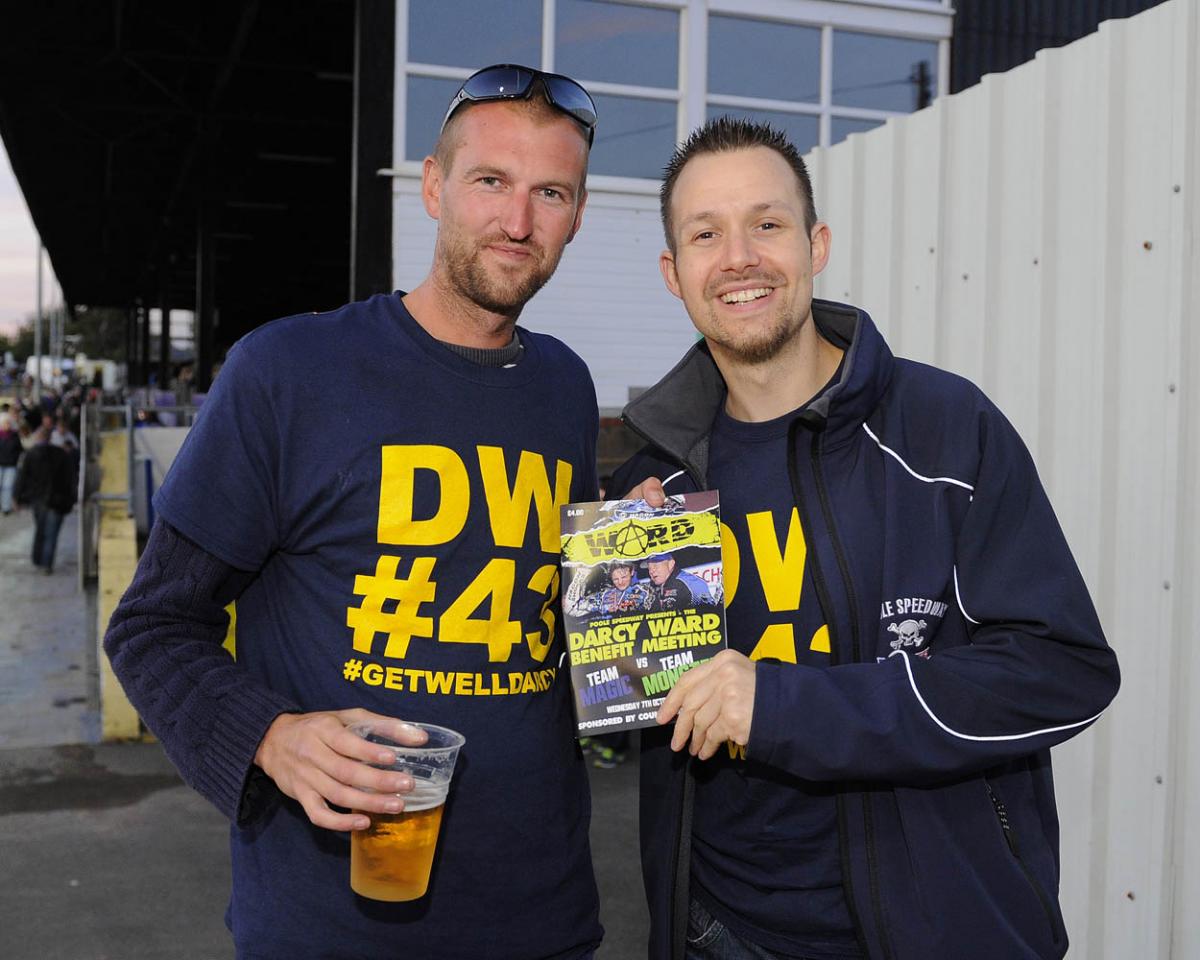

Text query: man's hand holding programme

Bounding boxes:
[656,649,756,760]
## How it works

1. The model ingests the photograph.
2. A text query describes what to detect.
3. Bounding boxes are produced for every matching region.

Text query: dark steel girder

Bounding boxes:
[0,0,359,353]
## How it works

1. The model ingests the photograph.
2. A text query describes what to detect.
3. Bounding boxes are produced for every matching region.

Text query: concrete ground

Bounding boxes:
[0,508,649,960]
[0,508,99,749]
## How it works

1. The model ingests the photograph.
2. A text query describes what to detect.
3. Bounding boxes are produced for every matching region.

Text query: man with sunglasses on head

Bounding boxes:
[105,65,605,959]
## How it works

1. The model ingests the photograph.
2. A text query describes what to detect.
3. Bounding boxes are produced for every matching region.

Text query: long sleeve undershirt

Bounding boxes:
[102,519,299,822]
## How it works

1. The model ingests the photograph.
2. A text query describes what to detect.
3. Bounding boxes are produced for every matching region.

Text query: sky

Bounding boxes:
[0,136,60,338]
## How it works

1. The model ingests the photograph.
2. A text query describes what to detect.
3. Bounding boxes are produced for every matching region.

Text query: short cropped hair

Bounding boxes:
[433,78,590,178]
[660,116,818,251]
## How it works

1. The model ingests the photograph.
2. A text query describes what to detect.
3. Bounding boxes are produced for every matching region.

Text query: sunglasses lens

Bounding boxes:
[444,65,596,144]
[544,77,598,127]
[461,65,534,100]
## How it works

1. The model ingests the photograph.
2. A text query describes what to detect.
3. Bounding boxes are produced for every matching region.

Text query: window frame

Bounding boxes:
[392,0,952,190]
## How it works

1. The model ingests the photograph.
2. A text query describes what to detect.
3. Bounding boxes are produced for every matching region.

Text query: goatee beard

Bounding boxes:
[715,324,792,364]
[714,319,795,365]
[703,271,796,364]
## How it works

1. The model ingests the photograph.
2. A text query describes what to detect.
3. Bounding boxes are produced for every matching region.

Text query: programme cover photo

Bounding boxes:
[559,491,727,735]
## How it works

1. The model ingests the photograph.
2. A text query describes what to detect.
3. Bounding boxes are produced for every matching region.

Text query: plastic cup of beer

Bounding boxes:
[348,721,465,902]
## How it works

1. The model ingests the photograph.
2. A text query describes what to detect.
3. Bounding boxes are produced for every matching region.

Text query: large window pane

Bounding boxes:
[556,0,679,89]
[708,16,820,103]
[832,31,938,112]
[406,76,462,161]
[408,0,541,69]
[831,116,884,145]
[705,106,819,156]
[590,95,677,178]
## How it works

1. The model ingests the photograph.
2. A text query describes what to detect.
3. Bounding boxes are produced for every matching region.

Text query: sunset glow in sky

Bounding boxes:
[0,138,61,338]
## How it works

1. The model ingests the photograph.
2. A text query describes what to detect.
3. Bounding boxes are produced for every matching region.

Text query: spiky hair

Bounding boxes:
[660,116,817,251]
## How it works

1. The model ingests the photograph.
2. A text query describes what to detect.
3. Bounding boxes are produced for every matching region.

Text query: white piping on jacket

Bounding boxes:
[953,567,981,625]
[862,423,982,624]
[861,423,974,492]
[889,648,1107,742]
[661,469,686,490]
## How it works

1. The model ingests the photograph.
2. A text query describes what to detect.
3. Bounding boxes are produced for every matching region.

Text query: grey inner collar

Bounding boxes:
[440,332,523,367]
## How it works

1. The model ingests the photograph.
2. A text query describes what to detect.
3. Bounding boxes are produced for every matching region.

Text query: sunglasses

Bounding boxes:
[440,63,597,147]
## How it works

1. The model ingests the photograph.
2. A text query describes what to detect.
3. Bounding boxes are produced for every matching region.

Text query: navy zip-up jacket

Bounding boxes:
[612,301,1120,960]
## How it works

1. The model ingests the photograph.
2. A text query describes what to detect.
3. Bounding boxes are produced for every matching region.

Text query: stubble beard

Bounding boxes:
[697,274,803,365]
[439,229,560,318]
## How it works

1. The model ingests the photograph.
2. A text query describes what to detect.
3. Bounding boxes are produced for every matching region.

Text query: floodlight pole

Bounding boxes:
[34,240,43,401]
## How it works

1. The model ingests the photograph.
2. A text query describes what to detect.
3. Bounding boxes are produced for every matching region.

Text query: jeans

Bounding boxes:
[32,504,65,570]
[686,898,825,960]
[0,464,15,513]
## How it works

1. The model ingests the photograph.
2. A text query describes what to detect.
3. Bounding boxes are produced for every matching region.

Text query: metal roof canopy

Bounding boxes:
[0,0,396,389]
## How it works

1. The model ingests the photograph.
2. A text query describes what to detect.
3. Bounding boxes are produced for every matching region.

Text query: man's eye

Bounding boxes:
[479,176,500,186]
[541,188,564,201]
[694,230,716,241]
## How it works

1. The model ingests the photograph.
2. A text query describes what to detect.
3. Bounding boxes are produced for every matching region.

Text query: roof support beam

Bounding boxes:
[194,177,215,394]
[350,0,395,302]
[158,275,171,390]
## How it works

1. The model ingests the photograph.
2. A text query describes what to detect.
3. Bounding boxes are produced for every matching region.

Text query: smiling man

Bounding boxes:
[613,118,1119,960]
[105,65,605,960]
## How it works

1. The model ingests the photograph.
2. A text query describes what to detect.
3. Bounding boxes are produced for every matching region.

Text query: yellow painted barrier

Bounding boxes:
[96,428,237,737]
[96,430,145,740]
[225,601,237,657]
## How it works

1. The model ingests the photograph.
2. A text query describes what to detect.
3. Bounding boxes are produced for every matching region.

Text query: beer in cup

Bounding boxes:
[348,722,465,902]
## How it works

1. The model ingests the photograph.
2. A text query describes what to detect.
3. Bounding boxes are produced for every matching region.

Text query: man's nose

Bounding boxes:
[500,192,533,241]
[719,229,758,273]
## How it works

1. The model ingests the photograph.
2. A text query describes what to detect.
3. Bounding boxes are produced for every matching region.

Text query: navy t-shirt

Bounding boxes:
[692,400,861,959]
[155,293,602,960]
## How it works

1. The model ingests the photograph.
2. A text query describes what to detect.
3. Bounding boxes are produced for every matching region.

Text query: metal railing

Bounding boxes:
[78,401,201,585]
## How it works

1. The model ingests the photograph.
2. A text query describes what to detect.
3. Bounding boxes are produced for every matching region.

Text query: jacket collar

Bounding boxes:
[622,299,894,482]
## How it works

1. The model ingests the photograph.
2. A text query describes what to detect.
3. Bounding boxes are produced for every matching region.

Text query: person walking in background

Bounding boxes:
[0,404,22,515]
[104,64,605,959]
[617,117,1119,960]
[51,411,79,450]
[51,412,81,479]
[14,424,76,573]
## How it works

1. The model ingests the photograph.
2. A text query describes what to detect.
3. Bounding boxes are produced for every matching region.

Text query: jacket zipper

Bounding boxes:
[669,756,696,960]
[807,427,895,960]
[784,422,891,960]
[985,782,1061,945]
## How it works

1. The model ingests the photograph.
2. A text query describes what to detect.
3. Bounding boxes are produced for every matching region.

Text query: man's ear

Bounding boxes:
[421,155,443,220]
[659,249,682,300]
[810,221,832,277]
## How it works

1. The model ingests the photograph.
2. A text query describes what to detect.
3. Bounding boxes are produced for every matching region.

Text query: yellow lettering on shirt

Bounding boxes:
[720,521,741,605]
[746,508,805,612]
[524,564,560,663]
[728,509,832,663]
[477,446,572,553]
[748,622,798,664]
[378,445,469,545]
[440,557,522,662]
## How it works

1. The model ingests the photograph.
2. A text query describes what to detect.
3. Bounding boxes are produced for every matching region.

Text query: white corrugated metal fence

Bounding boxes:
[809,3,1199,956]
